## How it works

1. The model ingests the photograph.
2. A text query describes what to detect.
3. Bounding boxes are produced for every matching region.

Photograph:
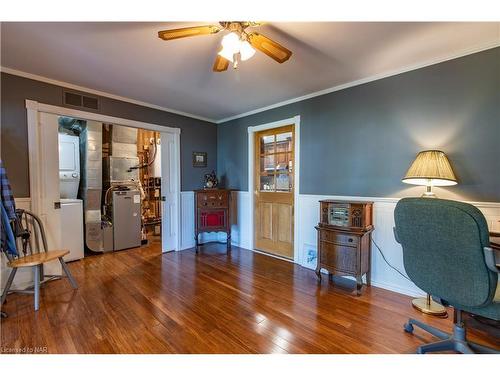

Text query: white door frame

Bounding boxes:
[247,115,301,264]
[25,99,182,252]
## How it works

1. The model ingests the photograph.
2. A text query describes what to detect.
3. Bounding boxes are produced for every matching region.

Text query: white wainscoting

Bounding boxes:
[207,191,500,297]
[1,198,33,292]
[180,191,252,250]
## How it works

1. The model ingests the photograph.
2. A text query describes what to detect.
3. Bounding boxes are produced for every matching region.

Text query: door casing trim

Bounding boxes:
[25,99,182,252]
[247,115,301,264]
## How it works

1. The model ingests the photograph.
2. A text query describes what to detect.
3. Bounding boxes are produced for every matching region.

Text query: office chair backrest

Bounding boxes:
[394,198,497,308]
[2,209,48,263]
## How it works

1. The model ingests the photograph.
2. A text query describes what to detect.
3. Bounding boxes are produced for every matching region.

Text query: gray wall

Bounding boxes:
[217,47,500,202]
[0,72,217,196]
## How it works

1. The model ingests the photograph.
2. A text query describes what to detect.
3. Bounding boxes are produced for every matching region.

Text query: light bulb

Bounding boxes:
[239,41,255,61]
[221,32,241,52]
[218,47,234,63]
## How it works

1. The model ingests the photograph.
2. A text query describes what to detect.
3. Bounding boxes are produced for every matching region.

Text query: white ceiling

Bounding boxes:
[1,22,499,122]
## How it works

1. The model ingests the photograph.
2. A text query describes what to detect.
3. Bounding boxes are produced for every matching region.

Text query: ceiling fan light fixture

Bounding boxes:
[218,47,235,63]
[221,32,240,51]
[239,40,256,61]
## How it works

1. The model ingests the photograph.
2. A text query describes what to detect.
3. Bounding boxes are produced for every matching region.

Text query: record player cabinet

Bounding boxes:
[315,200,374,295]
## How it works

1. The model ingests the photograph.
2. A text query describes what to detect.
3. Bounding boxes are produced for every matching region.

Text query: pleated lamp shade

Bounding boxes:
[402,150,457,187]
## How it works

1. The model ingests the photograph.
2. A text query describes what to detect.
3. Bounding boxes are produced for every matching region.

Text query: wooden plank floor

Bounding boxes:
[1,243,499,353]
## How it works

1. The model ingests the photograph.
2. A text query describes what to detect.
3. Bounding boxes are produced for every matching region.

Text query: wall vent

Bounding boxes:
[63,90,100,111]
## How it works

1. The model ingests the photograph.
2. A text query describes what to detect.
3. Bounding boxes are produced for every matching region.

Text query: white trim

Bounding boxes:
[173,131,182,252]
[13,197,31,204]
[217,42,500,123]
[25,100,182,251]
[247,115,301,263]
[26,100,181,134]
[2,66,215,123]
[298,193,500,208]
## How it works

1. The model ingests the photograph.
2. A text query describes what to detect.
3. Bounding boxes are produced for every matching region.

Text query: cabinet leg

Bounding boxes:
[195,234,199,254]
[227,233,231,251]
[356,275,363,296]
[328,273,334,283]
[366,271,371,287]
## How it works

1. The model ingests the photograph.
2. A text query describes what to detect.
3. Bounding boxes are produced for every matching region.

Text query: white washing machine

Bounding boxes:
[59,133,80,199]
[60,199,84,262]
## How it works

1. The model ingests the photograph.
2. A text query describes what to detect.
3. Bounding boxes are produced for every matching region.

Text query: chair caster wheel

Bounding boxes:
[404,322,414,333]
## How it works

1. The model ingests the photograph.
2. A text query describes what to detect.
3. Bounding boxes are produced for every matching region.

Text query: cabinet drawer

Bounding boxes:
[197,191,229,208]
[320,241,358,273]
[320,230,359,246]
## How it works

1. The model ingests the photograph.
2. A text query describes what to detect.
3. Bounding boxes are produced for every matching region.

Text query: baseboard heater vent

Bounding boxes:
[63,90,100,111]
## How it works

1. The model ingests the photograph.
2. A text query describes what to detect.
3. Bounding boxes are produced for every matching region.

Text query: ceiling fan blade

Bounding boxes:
[158,25,220,41]
[248,32,292,63]
[213,54,229,72]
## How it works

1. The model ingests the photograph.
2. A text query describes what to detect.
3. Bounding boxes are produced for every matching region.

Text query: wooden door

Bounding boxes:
[254,125,294,259]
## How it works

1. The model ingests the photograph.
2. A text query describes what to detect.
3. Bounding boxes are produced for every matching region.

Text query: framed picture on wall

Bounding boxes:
[192,152,207,167]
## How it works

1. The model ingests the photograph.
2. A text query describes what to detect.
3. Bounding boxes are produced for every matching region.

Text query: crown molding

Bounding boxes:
[0,66,217,124]
[216,42,500,124]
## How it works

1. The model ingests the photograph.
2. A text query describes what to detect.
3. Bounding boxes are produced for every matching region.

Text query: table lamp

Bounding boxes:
[401,150,458,317]
[402,150,457,198]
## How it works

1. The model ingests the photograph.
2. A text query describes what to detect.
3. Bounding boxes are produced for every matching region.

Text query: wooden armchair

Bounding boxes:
[1,209,78,311]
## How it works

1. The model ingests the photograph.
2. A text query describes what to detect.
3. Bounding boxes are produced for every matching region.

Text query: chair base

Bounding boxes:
[404,318,499,354]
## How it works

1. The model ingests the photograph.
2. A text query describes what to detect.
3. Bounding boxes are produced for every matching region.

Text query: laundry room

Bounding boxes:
[58,117,162,260]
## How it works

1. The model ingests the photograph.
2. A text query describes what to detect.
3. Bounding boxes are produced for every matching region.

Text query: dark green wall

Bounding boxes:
[0,72,218,196]
[217,48,500,202]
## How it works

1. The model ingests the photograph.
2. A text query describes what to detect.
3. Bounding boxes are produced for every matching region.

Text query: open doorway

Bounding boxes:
[57,119,164,258]
[26,101,181,261]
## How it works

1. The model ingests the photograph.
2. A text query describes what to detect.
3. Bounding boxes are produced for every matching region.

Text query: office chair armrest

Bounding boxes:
[483,247,500,273]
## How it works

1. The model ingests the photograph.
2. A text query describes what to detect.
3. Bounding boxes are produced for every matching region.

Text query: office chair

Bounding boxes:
[394,198,499,354]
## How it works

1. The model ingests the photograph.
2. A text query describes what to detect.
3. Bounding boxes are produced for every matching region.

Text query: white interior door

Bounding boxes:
[160,131,179,252]
[38,112,63,274]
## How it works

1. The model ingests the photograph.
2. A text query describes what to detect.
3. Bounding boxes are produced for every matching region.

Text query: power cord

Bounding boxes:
[371,238,411,282]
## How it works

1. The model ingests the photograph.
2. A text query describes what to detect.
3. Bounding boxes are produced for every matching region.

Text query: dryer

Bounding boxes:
[58,133,80,199]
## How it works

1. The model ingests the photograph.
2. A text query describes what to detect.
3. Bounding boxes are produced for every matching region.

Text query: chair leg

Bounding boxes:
[58,257,78,289]
[416,339,456,354]
[404,318,450,340]
[1,268,17,306]
[33,265,40,311]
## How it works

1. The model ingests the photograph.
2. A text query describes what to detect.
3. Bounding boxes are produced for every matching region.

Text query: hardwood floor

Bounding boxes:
[1,243,499,353]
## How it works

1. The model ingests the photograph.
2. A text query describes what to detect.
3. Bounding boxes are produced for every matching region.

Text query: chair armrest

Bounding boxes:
[483,247,500,273]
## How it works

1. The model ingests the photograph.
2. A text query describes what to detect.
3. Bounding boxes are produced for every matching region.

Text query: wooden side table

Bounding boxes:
[194,189,231,253]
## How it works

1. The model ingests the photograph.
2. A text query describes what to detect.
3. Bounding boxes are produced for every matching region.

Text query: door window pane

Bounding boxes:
[260,155,275,173]
[260,135,275,154]
[276,132,292,152]
[276,173,292,192]
[260,174,275,191]
[276,152,292,172]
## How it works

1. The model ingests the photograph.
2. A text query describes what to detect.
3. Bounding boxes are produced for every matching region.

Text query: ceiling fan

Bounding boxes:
[157,22,292,72]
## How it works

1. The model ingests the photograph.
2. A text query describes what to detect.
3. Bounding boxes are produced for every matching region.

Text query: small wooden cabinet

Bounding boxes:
[194,189,231,252]
[315,200,374,295]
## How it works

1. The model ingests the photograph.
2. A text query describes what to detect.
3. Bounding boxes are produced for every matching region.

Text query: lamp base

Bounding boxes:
[412,295,448,317]
[421,191,437,198]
